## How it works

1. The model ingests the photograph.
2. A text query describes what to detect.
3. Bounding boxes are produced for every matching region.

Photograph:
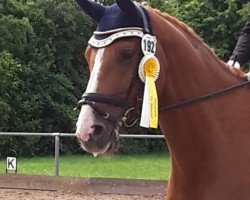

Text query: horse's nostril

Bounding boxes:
[91,124,104,137]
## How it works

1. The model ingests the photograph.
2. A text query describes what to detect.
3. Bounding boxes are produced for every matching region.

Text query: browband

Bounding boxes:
[88,29,144,48]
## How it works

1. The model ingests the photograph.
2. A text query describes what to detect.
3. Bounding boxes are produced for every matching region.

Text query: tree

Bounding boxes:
[0,0,94,156]
[0,52,22,131]
[156,0,248,60]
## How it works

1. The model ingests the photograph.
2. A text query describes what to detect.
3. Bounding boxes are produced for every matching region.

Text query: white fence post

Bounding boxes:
[53,133,60,176]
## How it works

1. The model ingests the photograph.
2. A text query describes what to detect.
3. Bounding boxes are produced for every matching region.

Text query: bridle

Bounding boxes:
[76,5,149,129]
[77,93,128,126]
[76,50,143,129]
[76,92,141,128]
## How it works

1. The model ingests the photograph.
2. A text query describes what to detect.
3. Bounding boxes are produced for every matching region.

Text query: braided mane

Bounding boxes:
[153,9,203,43]
[148,7,245,79]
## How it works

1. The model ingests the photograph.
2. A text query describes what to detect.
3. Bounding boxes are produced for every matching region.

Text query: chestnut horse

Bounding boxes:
[75,0,250,199]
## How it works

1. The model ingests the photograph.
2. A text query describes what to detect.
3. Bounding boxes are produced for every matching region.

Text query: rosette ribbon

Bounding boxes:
[138,55,160,128]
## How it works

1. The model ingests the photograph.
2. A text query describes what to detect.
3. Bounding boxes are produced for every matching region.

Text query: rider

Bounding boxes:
[227,17,250,80]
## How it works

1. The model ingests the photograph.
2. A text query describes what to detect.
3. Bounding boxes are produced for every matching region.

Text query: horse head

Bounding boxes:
[75,0,156,155]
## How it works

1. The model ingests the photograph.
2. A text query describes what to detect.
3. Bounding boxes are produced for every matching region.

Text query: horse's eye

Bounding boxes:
[118,49,135,62]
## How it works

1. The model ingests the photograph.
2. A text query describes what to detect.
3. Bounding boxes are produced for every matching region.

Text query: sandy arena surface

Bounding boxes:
[0,189,165,200]
[0,174,166,200]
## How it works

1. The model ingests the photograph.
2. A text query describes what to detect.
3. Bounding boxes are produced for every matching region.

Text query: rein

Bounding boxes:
[160,80,250,112]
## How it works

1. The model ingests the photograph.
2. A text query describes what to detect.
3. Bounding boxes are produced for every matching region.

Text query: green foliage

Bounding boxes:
[238,2,250,19]
[0,0,93,156]
[157,0,248,59]
[0,0,249,156]
[0,16,33,58]
[0,52,22,131]
[119,126,166,154]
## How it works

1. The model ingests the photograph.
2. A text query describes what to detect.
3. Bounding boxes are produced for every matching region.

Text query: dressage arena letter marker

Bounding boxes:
[6,157,17,171]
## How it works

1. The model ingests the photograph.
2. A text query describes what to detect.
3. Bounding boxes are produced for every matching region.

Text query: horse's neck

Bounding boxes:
[149,10,250,199]
[154,17,243,107]
[153,10,250,176]
[153,11,248,135]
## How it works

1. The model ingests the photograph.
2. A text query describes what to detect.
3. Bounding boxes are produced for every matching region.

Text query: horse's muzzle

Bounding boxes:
[76,122,119,156]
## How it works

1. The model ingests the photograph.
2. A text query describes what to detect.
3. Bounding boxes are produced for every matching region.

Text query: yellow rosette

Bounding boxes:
[138,55,160,128]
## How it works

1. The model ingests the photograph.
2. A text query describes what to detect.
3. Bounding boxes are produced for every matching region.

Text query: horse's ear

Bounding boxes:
[76,0,105,22]
[116,0,140,18]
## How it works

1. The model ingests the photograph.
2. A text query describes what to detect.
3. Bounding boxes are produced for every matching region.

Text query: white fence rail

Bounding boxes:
[0,132,165,176]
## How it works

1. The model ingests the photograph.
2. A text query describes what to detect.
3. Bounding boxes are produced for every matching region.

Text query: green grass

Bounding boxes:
[1,152,170,180]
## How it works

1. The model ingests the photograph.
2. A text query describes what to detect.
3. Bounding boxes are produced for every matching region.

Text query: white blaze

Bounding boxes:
[76,48,105,141]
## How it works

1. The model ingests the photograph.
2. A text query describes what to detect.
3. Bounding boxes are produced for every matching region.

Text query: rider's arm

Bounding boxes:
[228,17,250,67]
